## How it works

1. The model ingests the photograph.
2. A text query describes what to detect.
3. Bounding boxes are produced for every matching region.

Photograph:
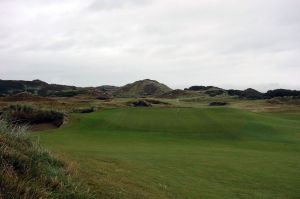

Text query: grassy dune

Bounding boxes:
[35,107,300,199]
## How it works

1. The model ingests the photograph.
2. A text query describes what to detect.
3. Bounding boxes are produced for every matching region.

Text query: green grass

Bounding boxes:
[34,107,300,199]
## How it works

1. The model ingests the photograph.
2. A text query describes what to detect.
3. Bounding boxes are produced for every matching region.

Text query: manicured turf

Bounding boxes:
[34,107,300,199]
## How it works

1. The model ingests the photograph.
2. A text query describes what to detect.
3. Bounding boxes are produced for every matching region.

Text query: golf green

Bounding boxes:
[35,107,300,199]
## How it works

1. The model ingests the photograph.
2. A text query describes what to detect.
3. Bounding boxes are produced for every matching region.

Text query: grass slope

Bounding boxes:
[35,107,300,199]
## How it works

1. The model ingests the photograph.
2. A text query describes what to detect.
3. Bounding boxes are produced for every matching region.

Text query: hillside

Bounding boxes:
[114,79,172,97]
[0,120,92,198]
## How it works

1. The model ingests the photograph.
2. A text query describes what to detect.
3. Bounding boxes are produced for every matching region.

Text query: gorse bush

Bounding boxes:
[0,120,93,199]
[2,104,64,127]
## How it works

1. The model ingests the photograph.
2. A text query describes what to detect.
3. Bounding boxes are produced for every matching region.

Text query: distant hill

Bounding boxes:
[114,79,172,97]
[1,79,299,99]
[0,79,78,97]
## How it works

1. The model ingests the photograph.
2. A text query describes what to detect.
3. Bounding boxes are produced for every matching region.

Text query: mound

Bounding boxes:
[114,79,172,97]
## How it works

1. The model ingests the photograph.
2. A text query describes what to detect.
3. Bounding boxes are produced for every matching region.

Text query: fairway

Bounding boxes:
[35,107,300,199]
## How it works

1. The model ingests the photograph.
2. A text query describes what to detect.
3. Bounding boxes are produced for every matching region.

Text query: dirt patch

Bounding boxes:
[29,123,59,131]
[159,89,200,99]
[144,99,170,105]
[209,102,228,106]
[128,100,152,107]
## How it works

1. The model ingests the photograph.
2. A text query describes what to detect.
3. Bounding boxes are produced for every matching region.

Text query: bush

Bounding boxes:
[2,105,64,127]
[0,120,92,198]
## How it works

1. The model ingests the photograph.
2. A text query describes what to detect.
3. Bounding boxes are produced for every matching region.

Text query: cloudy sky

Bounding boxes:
[0,0,299,91]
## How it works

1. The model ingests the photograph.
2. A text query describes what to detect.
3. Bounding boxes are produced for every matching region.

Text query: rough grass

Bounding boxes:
[0,121,92,199]
[1,104,64,126]
[35,107,300,199]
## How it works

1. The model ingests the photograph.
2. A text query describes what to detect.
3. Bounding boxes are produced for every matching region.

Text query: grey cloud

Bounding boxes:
[0,0,299,90]
[89,0,151,11]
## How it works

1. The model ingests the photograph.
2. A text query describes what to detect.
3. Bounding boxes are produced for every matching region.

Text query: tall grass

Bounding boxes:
[0,120,93,199]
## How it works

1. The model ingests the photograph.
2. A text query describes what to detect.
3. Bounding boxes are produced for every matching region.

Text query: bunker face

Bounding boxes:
[35,107,300,199]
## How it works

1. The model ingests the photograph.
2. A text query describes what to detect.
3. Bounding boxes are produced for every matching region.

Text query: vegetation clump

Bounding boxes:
[1,105,64,127]
[0,120,92,199]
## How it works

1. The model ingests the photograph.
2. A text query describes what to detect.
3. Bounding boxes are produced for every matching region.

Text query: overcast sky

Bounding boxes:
[0,0,299,91]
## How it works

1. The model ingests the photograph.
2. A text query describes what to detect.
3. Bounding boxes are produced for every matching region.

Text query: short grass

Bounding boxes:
[34,107,300,199]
